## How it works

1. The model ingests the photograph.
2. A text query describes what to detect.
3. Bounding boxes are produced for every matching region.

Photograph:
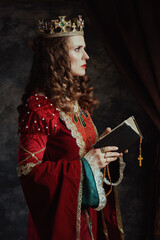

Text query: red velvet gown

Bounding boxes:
[17,93,125,240]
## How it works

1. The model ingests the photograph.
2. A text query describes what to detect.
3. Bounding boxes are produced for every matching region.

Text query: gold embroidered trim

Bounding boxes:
[101,210,109,240]
[85,210,95,240]
[17,162,40,177]
[59,111,86,157]
[18,145,46,165]
[114,187,125,240]
[76,160,84,240]
[17,145,45,177]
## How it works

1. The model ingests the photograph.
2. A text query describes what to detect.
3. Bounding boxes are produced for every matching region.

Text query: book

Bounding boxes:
[93,116,143,152]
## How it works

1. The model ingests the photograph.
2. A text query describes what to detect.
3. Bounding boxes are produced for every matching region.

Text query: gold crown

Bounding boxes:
[38,15,84,38]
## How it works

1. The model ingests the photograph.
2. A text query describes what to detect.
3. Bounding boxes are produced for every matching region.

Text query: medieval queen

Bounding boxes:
[17,15,126,240]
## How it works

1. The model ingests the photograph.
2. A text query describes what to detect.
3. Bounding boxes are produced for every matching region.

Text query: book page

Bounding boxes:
[125,116,142,137]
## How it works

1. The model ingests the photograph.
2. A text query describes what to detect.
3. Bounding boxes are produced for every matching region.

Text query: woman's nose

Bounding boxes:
[83,51,89,60]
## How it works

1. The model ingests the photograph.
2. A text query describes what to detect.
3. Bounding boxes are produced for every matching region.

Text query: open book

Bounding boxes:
[93,116,143,152]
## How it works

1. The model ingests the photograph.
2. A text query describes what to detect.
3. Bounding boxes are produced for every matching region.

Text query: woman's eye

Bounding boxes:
[75,47,80,52]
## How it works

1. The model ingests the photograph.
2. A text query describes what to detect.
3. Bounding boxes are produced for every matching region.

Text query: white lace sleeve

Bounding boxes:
[84,151,107,211]
[103,156,126,186]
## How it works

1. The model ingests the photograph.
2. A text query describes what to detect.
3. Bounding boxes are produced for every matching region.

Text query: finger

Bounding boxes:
[106,157,118,163]
[104,146,118,152]
[100,127,111,139]
[106,127,111,133]
[105,152,120,158]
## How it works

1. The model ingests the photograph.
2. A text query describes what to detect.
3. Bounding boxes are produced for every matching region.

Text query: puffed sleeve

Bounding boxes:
[17,94,60,176]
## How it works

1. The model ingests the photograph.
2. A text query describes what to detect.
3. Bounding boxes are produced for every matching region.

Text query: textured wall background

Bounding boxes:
[0,1,157,239]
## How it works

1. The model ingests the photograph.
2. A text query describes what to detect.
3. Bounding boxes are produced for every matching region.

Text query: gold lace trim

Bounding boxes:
[114,187,125,240]
[59,111,86,157]
[58,107,97,239]
[101,210,109,239]
[76,160,84,240]
[85,210,95,240]
[17,162,40,177]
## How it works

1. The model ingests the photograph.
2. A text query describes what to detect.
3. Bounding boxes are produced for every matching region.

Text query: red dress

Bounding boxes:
[17,93,125,240]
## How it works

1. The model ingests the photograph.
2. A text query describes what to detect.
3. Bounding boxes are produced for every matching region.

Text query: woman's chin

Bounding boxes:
[72,70,86,77]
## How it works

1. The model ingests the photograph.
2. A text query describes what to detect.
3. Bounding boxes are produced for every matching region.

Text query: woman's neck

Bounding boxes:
[37,92,45,96]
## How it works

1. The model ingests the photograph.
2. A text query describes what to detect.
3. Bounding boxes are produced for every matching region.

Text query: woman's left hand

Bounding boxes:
[103,127,129,156]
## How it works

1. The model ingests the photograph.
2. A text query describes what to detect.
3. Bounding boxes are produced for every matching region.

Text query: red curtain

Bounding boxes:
[82,0,160,239]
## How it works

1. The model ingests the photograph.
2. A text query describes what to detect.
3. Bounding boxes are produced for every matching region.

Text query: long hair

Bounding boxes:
[17,34,98,114]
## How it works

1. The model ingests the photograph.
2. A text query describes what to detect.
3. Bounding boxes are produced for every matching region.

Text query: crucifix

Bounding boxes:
[138,155,143,167]
[138,137,143,167]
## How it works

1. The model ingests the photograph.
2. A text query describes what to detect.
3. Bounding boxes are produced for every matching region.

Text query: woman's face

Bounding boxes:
[66,35,89,76]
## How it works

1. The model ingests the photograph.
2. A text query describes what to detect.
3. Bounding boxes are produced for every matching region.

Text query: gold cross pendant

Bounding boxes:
[138,155,143,167]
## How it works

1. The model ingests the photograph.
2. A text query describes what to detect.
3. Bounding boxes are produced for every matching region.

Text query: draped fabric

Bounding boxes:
[82,0,160,239]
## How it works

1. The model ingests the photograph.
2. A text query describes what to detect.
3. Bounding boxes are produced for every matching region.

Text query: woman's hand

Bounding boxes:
[85,127,128,169]
[101,127,129,156]
[86,146,120,169]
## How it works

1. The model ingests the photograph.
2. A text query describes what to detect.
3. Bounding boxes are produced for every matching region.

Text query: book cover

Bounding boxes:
[93,116,143,152]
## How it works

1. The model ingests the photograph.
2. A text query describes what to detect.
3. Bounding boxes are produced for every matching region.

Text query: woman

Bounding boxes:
[17,15,126,240]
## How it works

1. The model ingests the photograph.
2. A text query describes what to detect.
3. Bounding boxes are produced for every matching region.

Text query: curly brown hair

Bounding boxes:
[17,34,99,114]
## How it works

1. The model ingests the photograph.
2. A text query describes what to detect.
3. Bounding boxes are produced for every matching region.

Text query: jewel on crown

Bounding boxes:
[38,15,84,38]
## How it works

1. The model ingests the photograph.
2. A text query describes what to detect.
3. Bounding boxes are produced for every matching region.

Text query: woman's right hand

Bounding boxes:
[86,146,120,169]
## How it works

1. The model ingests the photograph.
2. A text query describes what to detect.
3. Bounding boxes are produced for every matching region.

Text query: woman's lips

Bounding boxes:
[81,64,87,69]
